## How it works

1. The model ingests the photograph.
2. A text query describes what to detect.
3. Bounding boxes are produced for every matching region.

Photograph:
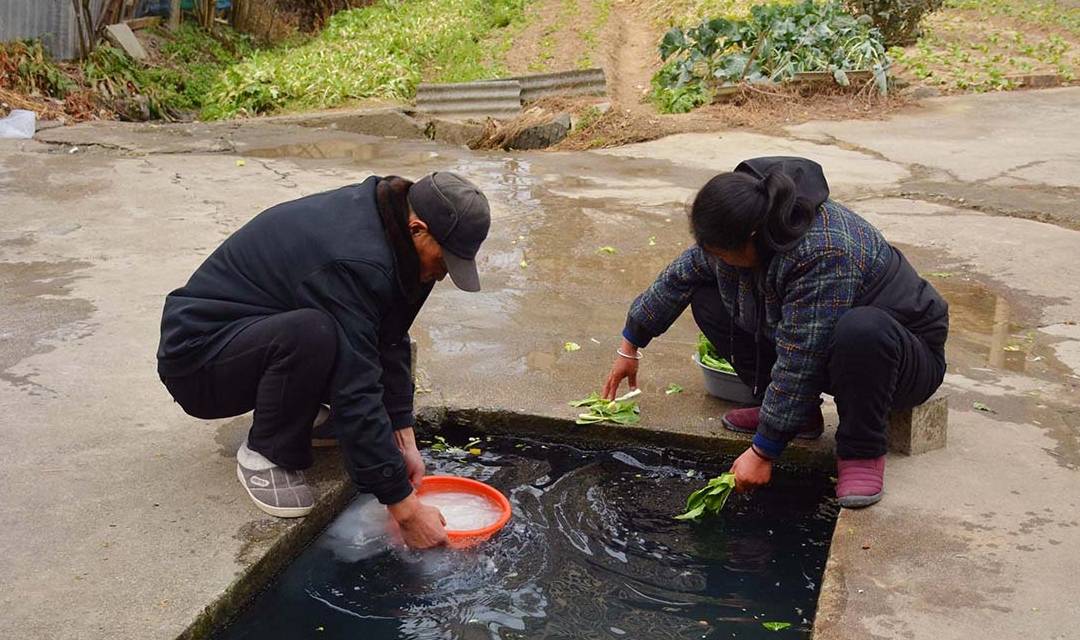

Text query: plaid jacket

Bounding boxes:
[623,200,895,450]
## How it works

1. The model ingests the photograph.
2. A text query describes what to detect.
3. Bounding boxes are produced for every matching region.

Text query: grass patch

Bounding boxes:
[644,0,795,27]
[891,0,1079,91]
[203,0,528,118]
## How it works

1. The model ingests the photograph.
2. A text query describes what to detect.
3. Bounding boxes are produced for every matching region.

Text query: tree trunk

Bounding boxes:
[169,0,181,29]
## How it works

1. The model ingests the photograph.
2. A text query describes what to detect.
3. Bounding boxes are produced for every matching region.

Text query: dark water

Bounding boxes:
[215,436,838,640]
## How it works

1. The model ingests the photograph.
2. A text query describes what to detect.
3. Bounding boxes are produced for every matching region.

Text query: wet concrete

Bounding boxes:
[1,88,1079,639]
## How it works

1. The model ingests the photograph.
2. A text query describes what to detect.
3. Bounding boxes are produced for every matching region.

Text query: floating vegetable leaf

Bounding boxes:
[697,333,736,373]
[430,435,484,456]
[596,246,617,255]
[570,391,641,426]
[1002,345,1021,352]
[666,383,684,395]
[564,342,581,352]
[762,621,792,631]
[520,259,528,268]
[675,473,736,520]
[973,401,997,414]
[648,236,657,246]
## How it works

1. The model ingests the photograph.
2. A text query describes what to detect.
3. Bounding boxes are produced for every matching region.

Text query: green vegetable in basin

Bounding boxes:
[675,472,736,521]
[570,391,641,426]
[697,333,736,374]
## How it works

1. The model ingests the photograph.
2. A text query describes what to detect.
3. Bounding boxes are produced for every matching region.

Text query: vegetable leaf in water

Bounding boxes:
[675,472,736,520]
[762,621,792,631]
[697,333,736,373]
[570,391,641,426]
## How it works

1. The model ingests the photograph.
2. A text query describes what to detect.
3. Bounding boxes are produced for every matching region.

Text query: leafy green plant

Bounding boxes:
[666,383,684,395]
[845,0,944,46]
[675,472,736,520]
[697,334,736,373]
[652,0,891,113]
[570,391,642,425]
[762,621,793,631]
[429,435,483,455]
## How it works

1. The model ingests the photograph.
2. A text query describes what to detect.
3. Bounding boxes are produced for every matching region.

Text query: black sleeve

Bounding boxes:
[379,333,415,429]
[296,261,413,505]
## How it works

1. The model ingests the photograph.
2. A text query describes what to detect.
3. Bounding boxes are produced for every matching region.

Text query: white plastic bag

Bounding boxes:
[0,110,37,139]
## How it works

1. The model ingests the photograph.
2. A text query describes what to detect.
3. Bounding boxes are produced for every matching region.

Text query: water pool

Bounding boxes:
[214,435,838,639]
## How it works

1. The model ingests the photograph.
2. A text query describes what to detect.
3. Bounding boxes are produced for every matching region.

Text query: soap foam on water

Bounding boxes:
[420,491,503,531]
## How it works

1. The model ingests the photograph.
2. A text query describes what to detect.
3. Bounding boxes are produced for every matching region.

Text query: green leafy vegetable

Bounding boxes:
[564,342,582,352]
[762,621,792,631]
[697,334,736,374]
[666,383,684,395]
[675,472,736,521]
[652,0,892,113]
[570,391,641,426]
[596,246,617,255]
[429,435,482,456]
[972,401,996,414]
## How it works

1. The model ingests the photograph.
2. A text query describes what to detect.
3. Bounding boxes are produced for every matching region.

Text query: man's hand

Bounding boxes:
[731,446,773,493]
[388,492,448,549]
[394,427,425,489]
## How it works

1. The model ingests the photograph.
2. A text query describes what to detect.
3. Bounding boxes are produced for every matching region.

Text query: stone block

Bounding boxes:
[505,113,571,150]
[424,117,485,147]
[104,23,148,61]
[887,392,948,455]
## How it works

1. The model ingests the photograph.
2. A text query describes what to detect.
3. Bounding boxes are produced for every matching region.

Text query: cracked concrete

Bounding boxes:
[1,88,1078,639]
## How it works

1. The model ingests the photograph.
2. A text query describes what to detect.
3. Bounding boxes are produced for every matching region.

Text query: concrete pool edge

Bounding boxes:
[186,405,839,639]
[176,456,356,640]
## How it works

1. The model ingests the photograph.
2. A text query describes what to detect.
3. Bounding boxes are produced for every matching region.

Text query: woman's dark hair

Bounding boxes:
[690,170,812,254]
[376,175,422,301]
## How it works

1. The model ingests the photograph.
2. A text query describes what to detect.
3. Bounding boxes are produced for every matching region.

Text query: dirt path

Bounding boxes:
[606,0,662,113]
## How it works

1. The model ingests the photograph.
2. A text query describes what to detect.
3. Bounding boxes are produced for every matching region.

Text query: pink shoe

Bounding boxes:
[836,456,885,508]
[721,406,825,439]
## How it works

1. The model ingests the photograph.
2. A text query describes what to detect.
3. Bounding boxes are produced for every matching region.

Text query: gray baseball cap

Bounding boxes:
[408,172,491,292]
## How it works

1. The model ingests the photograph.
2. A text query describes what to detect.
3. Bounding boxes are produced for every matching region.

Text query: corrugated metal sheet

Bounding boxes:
[510,68,607,103]
[0,0,107,60]
[414,80,522,121]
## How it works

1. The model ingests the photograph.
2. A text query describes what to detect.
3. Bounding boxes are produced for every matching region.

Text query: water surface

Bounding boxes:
[216,436,837,639]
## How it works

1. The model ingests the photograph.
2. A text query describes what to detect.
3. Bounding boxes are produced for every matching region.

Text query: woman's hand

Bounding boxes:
[731,446,773,492]
[602,339,640,400]
[394,427,425,489]
[388,493,448,549]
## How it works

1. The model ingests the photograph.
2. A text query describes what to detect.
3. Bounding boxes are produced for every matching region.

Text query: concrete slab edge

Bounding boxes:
[176,467,356,640]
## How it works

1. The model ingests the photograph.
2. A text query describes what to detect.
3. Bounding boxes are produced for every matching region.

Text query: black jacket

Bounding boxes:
[157,177,428,504]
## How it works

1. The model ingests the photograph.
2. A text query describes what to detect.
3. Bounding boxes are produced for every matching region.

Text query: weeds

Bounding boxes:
[0,41,74,98]
[203,0,528,118]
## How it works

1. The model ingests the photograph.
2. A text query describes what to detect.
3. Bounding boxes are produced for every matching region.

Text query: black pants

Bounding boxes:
[162,309,338,470]
[691,286,945,459]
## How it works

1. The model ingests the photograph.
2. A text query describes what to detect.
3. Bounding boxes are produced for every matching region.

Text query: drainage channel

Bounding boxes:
[210,430,838,639]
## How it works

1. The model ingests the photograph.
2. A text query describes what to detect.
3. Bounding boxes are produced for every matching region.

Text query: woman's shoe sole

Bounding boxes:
[837,491,884,509]
[236,464,314,518]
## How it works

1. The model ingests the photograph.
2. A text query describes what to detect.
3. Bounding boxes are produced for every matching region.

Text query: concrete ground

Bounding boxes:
[1,88,1078,639]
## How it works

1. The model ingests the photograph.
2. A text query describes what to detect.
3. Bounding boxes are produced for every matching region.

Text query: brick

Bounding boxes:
[887,393,948,455]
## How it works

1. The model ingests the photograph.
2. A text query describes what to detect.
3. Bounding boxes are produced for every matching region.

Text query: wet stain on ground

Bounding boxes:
[215,417,251,459]
[0,260,96,393]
